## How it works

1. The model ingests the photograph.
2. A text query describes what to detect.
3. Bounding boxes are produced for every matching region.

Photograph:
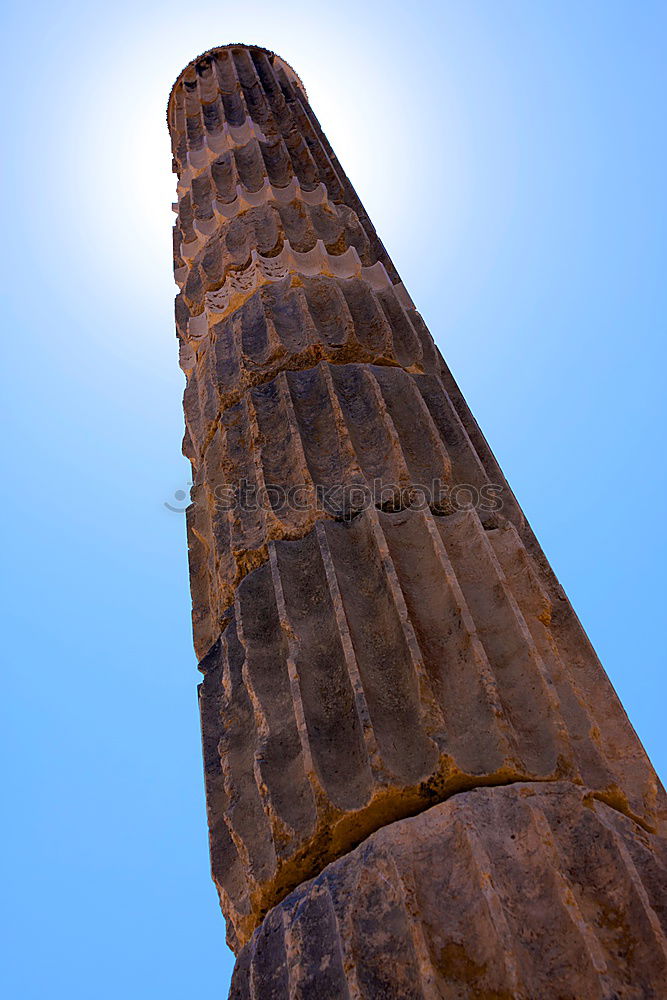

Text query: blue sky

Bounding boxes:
[2,1,665,996]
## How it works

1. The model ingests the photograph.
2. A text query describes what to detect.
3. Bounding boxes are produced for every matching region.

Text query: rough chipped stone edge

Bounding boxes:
[167,42,308,131]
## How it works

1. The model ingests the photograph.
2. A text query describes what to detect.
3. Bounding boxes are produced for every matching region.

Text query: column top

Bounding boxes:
[167,43,307,130]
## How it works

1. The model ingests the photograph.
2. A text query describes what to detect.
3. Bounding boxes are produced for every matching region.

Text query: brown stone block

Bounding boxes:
[186,362,475,653]
[175,198,374,313]
[169,47,337,194]
[180,289,439,464]
[169,45,398,282]
[229,782,667,999]
[198,507,664,947]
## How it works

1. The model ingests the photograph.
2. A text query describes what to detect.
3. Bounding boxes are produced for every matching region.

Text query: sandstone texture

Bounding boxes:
[230,783,667,999]
[198,506,664,946]
[168,43,667,992]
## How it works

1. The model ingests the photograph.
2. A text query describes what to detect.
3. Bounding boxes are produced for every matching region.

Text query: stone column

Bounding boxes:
[168,44,667,997]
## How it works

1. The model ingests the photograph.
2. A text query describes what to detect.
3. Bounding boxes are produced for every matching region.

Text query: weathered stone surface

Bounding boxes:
[168,43,667,993]
[230,782,667,999]
[168,45,396,280]
[180,281,439,464]
[187,362,459,651]
[175,198,375,316]
[198,507,664,947]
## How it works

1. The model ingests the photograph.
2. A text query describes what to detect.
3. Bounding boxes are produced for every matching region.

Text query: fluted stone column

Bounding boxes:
[168,44,667,997]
